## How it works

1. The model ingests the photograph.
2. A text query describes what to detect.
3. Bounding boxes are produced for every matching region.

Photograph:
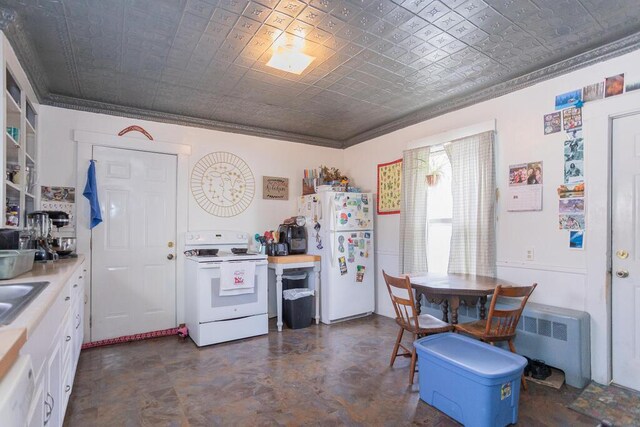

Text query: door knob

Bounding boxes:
[167,254,174,260]
[616,250,629,259]
[616,270,629,278]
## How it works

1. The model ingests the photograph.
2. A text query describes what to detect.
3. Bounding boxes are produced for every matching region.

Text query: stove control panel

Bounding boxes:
[185,231,248,246]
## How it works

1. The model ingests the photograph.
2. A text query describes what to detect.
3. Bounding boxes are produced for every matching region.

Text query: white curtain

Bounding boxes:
[445,131,496,277]
[399,146,430,274]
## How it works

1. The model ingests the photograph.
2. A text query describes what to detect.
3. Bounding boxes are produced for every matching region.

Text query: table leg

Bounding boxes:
[450,296,460,324]
[479,296,487,320]
[441,299,449,323]
[313,264,320,324]
[276,269,283,332]
[415,290,423,315]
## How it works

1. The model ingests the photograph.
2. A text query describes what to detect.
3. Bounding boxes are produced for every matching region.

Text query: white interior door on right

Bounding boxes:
[612,113,640,391]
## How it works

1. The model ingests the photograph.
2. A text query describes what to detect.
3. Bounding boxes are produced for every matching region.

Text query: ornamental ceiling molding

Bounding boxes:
[0,6,15,29]
[44,93,338,148]
[344,29,640,147]
[2,7,640,149]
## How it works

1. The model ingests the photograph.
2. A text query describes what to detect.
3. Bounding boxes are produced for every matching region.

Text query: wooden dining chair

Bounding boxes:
[455,283,537,390]
[383,270,453,384]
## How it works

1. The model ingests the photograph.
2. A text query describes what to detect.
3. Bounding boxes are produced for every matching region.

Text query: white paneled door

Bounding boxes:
[91,146,177,341]
[612,113,640,391]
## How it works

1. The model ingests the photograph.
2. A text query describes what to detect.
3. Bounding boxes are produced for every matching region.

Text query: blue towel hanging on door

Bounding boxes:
[83,160,102,229]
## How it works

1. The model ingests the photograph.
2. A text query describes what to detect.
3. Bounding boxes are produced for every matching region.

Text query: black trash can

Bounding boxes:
[283,288,314,329]
[282,272,307,290]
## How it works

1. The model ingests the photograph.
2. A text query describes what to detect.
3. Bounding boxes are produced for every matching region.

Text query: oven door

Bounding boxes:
[197,260,268,322]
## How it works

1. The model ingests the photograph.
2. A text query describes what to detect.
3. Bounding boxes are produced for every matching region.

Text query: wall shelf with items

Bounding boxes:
[2,54,38,228]
[26,100,36,161]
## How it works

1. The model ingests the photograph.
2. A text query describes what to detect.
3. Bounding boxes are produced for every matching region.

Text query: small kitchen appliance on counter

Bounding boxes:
[184,230,268,346]
[25,211,76,260]
[266,242,288,257]
[42,210,77,258]
[277,216,307,255]
[25,211,57,262]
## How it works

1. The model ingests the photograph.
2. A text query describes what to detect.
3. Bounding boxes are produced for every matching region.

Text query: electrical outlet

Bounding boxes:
[526,248,534,261]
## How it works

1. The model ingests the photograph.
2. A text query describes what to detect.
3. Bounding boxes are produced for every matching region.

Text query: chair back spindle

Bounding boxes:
[483,284,537,340]
[383,270,454,385]
[383,271,420,331]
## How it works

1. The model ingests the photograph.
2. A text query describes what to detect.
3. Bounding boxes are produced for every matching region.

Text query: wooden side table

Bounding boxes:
[268,255,321,332]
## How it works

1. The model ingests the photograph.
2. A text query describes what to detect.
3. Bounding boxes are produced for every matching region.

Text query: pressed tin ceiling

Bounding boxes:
[1,1,640,148]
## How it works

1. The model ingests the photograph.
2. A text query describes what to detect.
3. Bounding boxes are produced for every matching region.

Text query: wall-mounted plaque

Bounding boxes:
[191,152,255,217]
[263,176,289,200]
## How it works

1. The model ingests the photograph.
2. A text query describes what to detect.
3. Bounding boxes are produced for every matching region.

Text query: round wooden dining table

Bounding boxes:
[409,273,519,324]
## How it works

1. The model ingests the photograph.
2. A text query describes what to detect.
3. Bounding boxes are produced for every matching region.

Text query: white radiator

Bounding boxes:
[420,299,590,388]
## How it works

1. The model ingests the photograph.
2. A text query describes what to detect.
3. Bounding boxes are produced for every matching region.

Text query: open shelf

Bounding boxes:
[5,139,19,166]
[5,180,20,192]
[5,89,20,114]
[5,69,21,108]
[26,116,35,133]
[26,101,36,131]
[25,125,36,161]
[24,163,35,194]
[24,192,34,224]
[6,130,19,148]
[3,65,37,229]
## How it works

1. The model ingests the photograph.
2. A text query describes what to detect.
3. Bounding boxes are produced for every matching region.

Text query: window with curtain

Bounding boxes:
[398,131,496,276]
[398,146,429,274]
[445,130,496,277]
[426,148,453,274]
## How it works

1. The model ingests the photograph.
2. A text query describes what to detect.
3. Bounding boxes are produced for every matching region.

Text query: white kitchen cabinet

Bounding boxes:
[1,33,38,228]
[27,374,44,427]
[43,334,62,426]
[21,260,86,427]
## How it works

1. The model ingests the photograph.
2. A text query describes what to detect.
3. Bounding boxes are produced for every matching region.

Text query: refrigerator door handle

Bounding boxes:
[329,196,336,232]
[330,232,335,267]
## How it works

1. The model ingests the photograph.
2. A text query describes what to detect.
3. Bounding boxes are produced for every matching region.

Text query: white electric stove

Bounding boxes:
[184,230,268,346]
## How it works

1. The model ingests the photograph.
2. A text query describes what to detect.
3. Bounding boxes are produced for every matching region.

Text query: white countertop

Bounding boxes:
[0,256,85,379]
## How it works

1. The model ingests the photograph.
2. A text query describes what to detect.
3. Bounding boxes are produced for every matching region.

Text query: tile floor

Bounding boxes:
[64,315,599,426]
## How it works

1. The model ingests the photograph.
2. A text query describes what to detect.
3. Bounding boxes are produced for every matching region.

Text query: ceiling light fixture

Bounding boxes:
[266,44,315,75]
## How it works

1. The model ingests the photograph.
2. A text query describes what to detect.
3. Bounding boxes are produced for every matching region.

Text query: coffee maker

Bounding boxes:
[278,216,308,255]
[43,211,76,258]
[25,211,58,262]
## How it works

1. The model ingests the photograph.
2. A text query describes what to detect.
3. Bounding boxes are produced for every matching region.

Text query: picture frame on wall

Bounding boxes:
[262,176,289,200]
[377,159,402,215]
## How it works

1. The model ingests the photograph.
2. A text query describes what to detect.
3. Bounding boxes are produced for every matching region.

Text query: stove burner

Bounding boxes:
[184,248,219,257]
[231,248,248,255]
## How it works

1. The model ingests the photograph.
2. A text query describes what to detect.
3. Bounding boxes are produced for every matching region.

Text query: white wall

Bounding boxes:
[343,48,640,384]
[38,106,343,342]
[39,106,343,236]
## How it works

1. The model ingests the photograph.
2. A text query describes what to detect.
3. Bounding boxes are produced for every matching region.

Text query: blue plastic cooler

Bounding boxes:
[415,333,527,427]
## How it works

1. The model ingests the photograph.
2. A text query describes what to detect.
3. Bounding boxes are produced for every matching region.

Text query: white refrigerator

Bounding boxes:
[298,191,375,324]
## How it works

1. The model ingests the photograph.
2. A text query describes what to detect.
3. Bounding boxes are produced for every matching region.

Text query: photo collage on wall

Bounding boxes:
[560,108,585,249]
[546,85,590,249]
[540,70,640,249]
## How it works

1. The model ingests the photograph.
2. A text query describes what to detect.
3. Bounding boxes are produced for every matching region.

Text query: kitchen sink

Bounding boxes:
[0,302,11,317]
[0,285,33,300]
[0,282,49,325]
